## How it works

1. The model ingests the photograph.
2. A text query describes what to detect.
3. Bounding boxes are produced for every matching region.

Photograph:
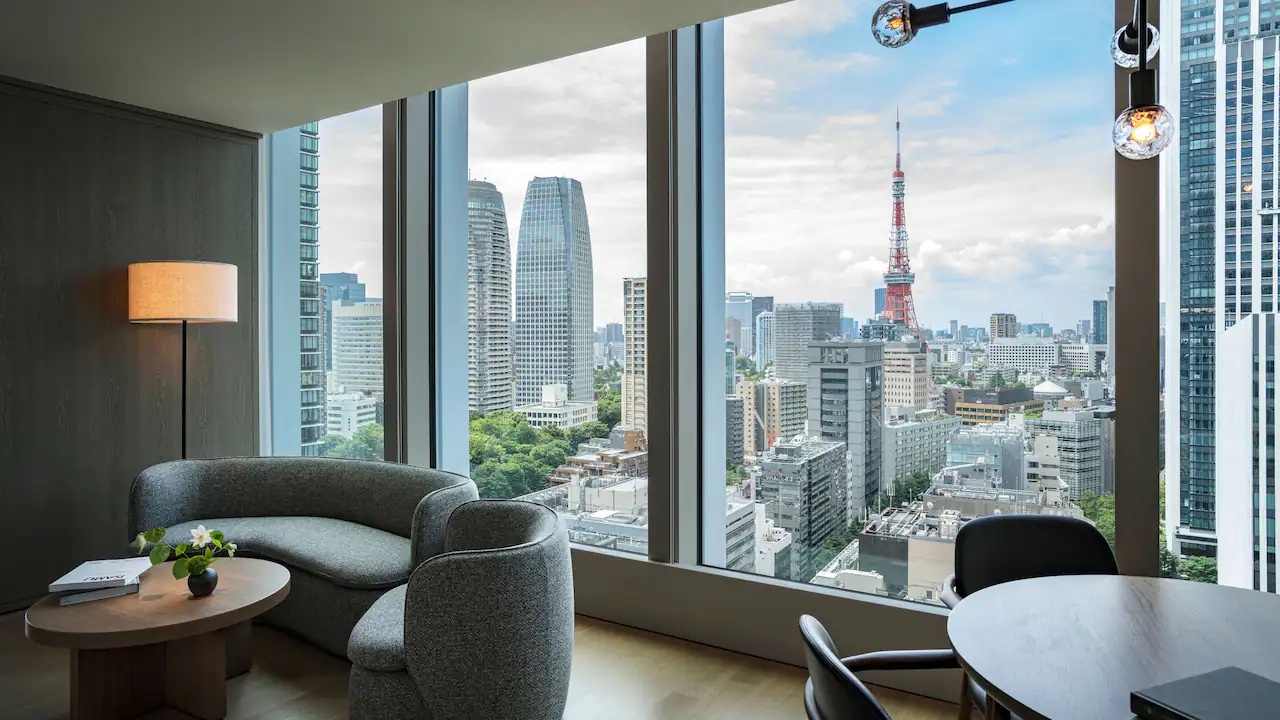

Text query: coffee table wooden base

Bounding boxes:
[71,627,230,720]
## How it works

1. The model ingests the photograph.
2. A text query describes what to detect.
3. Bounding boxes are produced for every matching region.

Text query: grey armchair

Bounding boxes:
[348,500,574,720]
[130,457,478,657]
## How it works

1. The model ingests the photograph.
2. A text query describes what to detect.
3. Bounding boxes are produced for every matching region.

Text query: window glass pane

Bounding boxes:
[707,2,1116,603]
[467,41,647,554]
[268,106,384,460]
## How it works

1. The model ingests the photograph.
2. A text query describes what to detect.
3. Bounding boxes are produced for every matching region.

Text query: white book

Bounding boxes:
[59,583,140,606]
[49,558,153,593]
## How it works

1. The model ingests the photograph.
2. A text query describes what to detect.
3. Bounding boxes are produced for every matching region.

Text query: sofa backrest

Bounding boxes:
[130,457,471,539]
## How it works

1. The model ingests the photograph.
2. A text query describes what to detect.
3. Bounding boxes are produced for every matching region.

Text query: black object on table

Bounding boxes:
[1132,666,1280,720]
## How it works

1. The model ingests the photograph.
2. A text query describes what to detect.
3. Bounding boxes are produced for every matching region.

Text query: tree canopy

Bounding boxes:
[320,423,385,461]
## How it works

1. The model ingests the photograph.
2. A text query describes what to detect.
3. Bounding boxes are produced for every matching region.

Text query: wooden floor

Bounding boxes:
[0,610,955,720]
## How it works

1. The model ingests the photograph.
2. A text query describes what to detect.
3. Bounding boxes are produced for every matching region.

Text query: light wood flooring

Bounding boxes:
[0,610,955,720]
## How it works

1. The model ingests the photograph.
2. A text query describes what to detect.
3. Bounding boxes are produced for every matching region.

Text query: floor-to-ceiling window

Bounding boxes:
[466,40,648,554]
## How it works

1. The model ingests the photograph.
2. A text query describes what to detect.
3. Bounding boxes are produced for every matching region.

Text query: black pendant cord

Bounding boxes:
[950,0,1018,16]
[1137,0,1149,72]
[181,319,188,460]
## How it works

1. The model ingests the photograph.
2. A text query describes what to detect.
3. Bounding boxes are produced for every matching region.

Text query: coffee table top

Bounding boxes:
[26,558,290,650]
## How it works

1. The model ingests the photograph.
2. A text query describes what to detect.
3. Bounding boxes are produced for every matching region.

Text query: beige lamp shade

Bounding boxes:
[128,261,238,323]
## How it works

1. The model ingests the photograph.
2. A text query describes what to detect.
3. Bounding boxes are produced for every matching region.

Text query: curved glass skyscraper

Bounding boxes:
[514,177,594,405]
[467,180,514,414]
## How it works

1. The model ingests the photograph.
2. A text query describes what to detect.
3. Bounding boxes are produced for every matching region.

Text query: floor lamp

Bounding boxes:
[129,261,238,459]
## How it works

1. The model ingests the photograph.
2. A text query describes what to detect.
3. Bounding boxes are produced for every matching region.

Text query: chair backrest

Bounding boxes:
[953,514,1118,598]
[406,500,574,720]
[130,457,472,538]
[799,615,892,720]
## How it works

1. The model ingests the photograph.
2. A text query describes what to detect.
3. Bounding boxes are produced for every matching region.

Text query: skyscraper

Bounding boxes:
[1091,299,1108,345]
[873,287,887,319]
[1026,409,1112,500]
[320,272,367,372]
[752,295,775,324]
[514,177,594,406]
[333,301,384,394]
[989,313,1017,339]
[299,122,324,456]
[726,292,755,358]
[467,180,514,414]
[774,302,842,382]
[622,277,647,432]
[806,341,884,517]
[883,340,930,411]
[949,319,959,339]
[755,310,776,367]
[757,439,848,581]
[738,378,808,455]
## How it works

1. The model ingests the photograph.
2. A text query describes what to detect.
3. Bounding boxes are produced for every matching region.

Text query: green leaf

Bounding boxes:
[226,546,235,559]
[148,543,171,566]
[205,547,213,559]
[212,538,223,550]
[175,543,188,556]
[143,528,167,544]
[172,558,190,579]
[210,530,225,542]
[135,533,147,554]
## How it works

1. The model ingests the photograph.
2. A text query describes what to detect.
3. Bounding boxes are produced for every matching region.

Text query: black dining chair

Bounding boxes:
[799,614,958,720]
[940,514,1118,719]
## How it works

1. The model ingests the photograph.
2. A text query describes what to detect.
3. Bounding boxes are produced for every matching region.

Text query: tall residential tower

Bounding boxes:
[300,122,324,456]
[467,180,515,414]
[622,277,647,432]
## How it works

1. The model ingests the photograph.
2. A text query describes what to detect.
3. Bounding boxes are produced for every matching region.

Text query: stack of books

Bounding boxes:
[49,557,153,606]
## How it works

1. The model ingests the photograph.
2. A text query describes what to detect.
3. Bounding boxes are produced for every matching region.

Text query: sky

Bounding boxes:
[320,0,1117,332]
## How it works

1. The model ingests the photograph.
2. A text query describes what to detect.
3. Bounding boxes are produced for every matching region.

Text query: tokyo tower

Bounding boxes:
[881,108,921,337]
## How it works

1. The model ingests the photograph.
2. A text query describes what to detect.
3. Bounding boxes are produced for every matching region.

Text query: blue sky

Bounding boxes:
[322,0,1118,331]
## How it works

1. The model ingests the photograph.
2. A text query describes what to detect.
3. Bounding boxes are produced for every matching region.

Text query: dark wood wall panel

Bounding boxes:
[0,80,259,611]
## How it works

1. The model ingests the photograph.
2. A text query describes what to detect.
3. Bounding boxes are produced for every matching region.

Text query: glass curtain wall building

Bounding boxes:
[300,122,324,456]
[467,180,515,415]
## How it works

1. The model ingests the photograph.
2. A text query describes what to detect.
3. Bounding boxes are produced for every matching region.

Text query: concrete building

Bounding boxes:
[726,292,756,358]
[1025,408,1112,500]
[1218,313,1278,592]
[945,423,1025,490]
[466,181,514,414]
[811,540,887,596]
[987,338,1061,373]
[882,409,962,496]
[725,489,756,573]
[873,287,887,319]
[621,277,647,432]
[1092,299,1108,345]
[753,502,794,581]
[332,300,384,394]
[325,392,378,438]
[319,272,366,372]
[726,395,745,466]
[954,387,1043,426]
[884,340,930,411]
[298,122,324,456]
[1032,380,1070,409]
[514,177,593,406]
[806,341,884,516]
[757,439,848,582]
[1060,343,1107,375]
[738,378,808,457]
[755,310,776,367]
[514,384,598,429]
[774,302,842,382]
[989,313,1017,339]
[550,428,647,486]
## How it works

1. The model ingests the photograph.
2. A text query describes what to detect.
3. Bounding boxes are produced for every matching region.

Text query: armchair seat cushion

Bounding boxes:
[348,584,407,672]
[162,517,411,590]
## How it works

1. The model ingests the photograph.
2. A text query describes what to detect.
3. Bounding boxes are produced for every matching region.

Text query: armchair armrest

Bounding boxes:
[941,574,962,609]
[410,480,479,568]
[841,649,960,673]
[129,461,204,538]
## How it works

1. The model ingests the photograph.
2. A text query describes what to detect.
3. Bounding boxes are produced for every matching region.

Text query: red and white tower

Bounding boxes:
[881,109,921,337]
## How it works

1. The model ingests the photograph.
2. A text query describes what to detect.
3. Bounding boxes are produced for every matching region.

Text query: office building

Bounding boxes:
[884,340,930,411]
[882,409,962,495]
[299,122,324,456]
[515,384,598,430]
[1106,286,1116,376]
[954,387,1043,426]
[757,439,848,582]
[1026,408,1112,500]
[873,287,887,319]
[514,176,593,406]
[1092,299,1107,345]
[945,424,1025,490]
[1218,314,1278,592]
[621,277,647,432]
[325,392,378,438]
[1060,343,1107,375]
[319,272,366,372]
[753,503,795,581]
[989,313,1017,339]
[752,295,774,326]
[987,338,1062,373]
[755,310,776,367]
[840,316,858,340]
[332,300,384,394]
[958,325,969,343]
[1077,319,1092,341]
[738,377,808,457]
[726,291,755,357]
[806,341,884,516]
[466,180,515,415]
[726,395,745,466]
[724,489,756,572]
[725,342,736,395]
[949,319,958,339]
[775,302,842,382]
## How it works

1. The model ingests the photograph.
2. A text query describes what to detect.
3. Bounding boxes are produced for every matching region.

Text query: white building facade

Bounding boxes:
[332,300,384,394]
[621,277,647,432]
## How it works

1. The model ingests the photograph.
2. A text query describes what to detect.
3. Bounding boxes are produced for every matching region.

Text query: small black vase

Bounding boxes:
[188,568,219,597]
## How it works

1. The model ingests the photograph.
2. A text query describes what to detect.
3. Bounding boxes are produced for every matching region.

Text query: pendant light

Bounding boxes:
[871,0,1018,49]
[1113,0,1174,160]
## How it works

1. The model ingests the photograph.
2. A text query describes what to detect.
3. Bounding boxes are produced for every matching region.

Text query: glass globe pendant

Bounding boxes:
[1111,23,1160,69]
[872,1,916,48]
[1114,69,1174,160]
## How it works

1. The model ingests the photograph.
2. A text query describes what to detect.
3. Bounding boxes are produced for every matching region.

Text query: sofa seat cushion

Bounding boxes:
[348,584,407,672]
[162,517,411,590]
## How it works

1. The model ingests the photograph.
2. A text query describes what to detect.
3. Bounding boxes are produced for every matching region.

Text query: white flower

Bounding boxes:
[190,525,214,548]
[226,542,238,556]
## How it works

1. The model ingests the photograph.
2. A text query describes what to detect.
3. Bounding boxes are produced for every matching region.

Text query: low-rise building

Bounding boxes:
[325,392,379,438]
[514,384,598,429]
[882,408,961,495]
[954,387,1043,426]
[945,423,1026,490]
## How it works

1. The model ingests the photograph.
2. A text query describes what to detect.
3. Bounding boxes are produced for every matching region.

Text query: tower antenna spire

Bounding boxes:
[882,109,921,338]
[895,107,902,172]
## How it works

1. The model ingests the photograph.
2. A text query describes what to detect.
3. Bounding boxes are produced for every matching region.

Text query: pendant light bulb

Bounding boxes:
[872,1,916,48]
[1111,23,1160,68]
[1113,104,1175,160]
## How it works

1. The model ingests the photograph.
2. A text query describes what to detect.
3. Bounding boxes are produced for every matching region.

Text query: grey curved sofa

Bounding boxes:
[347,500,574,720]
[129,457,479,657]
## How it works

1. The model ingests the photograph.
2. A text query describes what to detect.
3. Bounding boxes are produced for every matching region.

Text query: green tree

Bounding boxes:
[594,362,622,389]
[569,421,610,449]
[986,373,1007,389]
[321,423,385,460]
[813,520,867,571]
[597,387,622,429]
[1179,556,1218,584]
[1159,543,1181,579]
[1078,492,1116,548]
[726,462,748,487]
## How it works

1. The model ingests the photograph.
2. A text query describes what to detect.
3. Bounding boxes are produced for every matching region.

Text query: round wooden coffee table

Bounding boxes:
[26,558,290,720]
